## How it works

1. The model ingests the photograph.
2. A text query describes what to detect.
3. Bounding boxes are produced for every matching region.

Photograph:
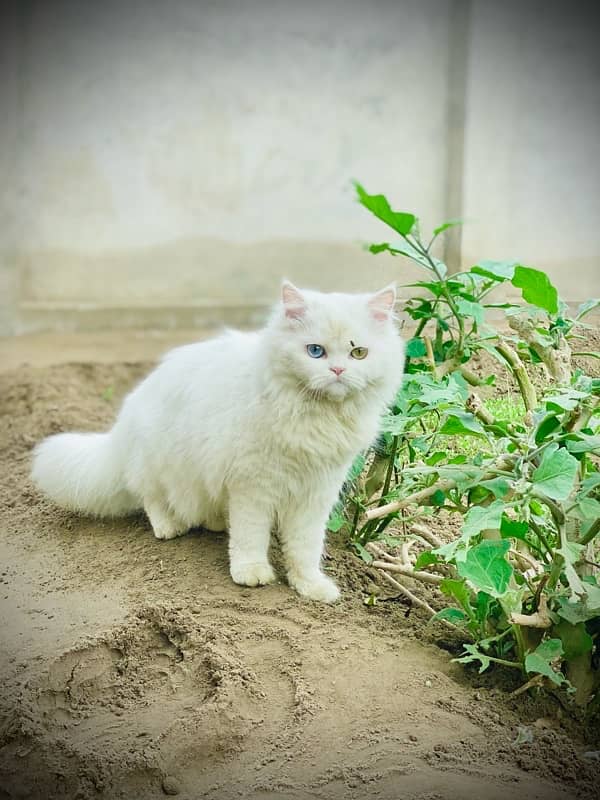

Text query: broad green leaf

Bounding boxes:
[544,388,588,412]
[457,540,513,597]
[555,621,593,660]
[463,500,505,538]
[354,182,416,236]
[524,639,566,686]
[440,411,487,439]
[556,539,586,599]
[434,500,504,562]
[404,280,446,296]
[425,451,447,467]
[413,551,440,569]
[534,414,560,445]
[478,478,512,498]
[532,443,578,500]
[566,433,600,454]
[437,467,486,495]
[440,577,475,618]
[498,588,524,618]
[470,261,517,282]
[582,581,600,605]
[430,489,446,507]
[475,590,494,623]
[380,413,408,435]
[500,515,529,541]
[556,595,600,624]
[406,337,427,358]
[581,473,600,494]
[413,384,468,409]
[455,297,485,325]
[571,496,600,521]
[431,607,470,626]
[511,266,559,314]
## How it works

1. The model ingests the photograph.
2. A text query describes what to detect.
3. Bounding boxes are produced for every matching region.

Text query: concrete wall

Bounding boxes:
[1,0,599,335]
[461,1,600,296]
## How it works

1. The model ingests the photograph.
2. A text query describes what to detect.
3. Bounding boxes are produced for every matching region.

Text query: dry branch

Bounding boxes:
[508,316,571,383]
[401,539,415,566]
[366,456,516,522]
[370,560,444,585]
[378,569,437,616]
[510,596,552,629]
[409,522,443,549]
[466,392,495,426]
[365,479,456,521]
[510,674,544,697]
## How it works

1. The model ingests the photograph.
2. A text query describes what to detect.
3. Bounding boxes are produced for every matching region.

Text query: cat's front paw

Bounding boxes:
[230,561,277,588]
[153,525,188,541]
[288,572,340,603]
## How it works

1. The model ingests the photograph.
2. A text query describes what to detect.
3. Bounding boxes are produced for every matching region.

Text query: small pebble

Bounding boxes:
[162,776,181,795]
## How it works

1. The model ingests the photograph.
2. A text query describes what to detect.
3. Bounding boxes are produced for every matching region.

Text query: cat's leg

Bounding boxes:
[279,495,340,603]
[144,494,188,541]
[227,494,276,587]
[202,509,227,532]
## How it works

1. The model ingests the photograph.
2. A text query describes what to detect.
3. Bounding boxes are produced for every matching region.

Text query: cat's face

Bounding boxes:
[268,282,402,402]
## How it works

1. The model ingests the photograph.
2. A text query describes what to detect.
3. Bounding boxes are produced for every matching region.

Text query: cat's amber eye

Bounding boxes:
[350,346,368,360]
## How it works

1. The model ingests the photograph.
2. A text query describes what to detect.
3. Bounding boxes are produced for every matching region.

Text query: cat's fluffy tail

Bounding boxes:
[31,431,138,517]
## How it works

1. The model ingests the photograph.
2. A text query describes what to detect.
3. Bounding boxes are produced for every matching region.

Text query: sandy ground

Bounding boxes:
[1,330,599,800]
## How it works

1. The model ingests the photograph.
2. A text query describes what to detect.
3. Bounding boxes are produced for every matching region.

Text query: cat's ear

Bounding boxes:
[281,280,307,320]
[368,283,397,321]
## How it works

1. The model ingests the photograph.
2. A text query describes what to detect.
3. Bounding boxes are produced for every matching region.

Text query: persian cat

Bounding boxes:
[32,282,405,602]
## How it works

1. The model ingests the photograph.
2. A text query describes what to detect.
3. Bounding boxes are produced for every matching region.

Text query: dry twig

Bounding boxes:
[377,569,437,616]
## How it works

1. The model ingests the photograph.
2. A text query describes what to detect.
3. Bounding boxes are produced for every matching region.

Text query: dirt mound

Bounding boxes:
[1,360,599,799]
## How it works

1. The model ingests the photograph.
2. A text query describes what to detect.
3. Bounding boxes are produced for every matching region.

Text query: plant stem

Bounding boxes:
[380,436,398,502]
[572,351,600,360]
[483,655,524,670]
[528,518,553,560]
[495,340,538,411]
[459,365,486,386]
[406,234,466,355]
[512,624,527,663]
[580,517,600,546]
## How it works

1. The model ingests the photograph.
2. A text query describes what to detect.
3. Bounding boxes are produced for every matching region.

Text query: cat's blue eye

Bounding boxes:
[306,344,326,358]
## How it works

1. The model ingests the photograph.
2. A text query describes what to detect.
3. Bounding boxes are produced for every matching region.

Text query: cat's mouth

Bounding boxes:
[321,378,354,401]
[303,374,359,402]
[318,377,358,402]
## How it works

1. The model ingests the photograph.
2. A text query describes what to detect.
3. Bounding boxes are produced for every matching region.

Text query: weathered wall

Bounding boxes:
[461,0,600,296]
[1,0,599,334]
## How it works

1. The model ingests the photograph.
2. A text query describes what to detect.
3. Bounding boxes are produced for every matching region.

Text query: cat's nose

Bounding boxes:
[330,366,345,377]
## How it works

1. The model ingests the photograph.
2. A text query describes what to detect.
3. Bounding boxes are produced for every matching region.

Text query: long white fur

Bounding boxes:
[31,283,405,602]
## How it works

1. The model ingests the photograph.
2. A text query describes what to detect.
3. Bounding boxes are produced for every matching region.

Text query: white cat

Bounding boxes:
[31,282,405,602]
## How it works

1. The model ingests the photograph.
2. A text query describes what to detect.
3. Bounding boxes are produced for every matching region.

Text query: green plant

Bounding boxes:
[334,183,600,704]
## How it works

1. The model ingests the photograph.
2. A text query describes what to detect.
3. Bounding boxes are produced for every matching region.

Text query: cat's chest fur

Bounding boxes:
[240,385,379,470]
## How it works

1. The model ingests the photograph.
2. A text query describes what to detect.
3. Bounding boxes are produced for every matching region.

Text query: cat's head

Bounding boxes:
[266,281,404,402]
